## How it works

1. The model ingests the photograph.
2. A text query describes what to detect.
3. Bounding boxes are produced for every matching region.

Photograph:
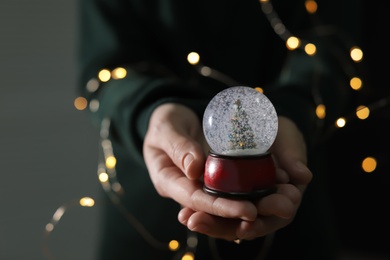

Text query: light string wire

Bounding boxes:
[42,117,198,260]
[98,118,199,259]
[261,0,390,141]
[97,118,198,254]
[188,0,390,141]
[42,197,96,260]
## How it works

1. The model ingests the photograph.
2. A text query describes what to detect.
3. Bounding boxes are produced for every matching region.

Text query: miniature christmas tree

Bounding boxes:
[228,99,257,151]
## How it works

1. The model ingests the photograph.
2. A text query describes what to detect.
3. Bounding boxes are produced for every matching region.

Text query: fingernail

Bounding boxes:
[183,153,194,171]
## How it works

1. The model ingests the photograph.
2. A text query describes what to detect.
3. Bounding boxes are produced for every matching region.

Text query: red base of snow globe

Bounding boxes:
[203,150,276,200]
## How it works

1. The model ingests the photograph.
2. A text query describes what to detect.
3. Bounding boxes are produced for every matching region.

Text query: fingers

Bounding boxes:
[271,116,313,188]
[256,184,301,219]
[143,103,258,221]
[178,183,303,241]
[144,105,310,242]
[153,163,258,220]
[178,209,242,241]
[144,103,206,180]
[178,207,291,241]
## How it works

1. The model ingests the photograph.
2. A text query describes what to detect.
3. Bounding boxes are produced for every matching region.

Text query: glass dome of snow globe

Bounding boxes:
[202,86,278,199]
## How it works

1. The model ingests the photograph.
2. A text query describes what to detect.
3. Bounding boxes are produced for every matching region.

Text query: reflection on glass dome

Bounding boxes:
[203,86,278,156]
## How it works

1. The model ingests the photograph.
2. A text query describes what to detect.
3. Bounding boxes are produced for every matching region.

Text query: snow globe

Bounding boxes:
[202,86,278,199]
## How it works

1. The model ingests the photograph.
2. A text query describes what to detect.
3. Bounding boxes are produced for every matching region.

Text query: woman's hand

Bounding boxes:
[143,103,312,241]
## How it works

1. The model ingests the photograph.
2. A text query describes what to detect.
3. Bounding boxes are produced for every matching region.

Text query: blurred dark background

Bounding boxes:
[0,1,389,260]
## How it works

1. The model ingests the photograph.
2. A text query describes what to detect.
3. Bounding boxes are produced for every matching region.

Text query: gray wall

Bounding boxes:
[0,1,100,259]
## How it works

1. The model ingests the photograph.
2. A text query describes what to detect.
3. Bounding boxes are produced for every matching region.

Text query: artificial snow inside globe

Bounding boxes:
[202,86,278,199]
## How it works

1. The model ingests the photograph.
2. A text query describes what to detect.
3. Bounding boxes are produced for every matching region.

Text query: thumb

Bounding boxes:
[144,103,206,180]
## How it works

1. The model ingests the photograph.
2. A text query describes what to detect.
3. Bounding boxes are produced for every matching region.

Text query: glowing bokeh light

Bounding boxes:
[74,96,88,111]
[98,172,109,183]
[105,156,117,169]
[98,69,111,82]
[304,43,316,56]
[79,197,95,207]
[350,47,363,62]
[356,105,370,120]
[350,77,363,90]
[187,52,200,65]
[335,117,346,128]
[315,104,326,119]
[168,240,180,251]
[362,157,377,173]
[305,0,318,14]
[286,36,300,50]
[255,87,264,93]
[181,252,195,260]
[112,67,127,79]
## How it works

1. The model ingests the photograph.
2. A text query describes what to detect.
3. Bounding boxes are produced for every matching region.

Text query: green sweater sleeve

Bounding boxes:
[78,0,213,164]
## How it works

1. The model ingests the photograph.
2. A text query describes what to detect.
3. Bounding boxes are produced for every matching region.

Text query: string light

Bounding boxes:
[186,51,240,86]
[362,157,377,173]
[356,105,369,120]
[98,69,111,82]
[350,46,363,62]
[315,104,326,119]
[73,96,87,111]
[42,197,97,260]
[305,0,318,14]
[49,1,388,259]
[350,77,363,90]
[93,118,198,256]
[111,67,127,79]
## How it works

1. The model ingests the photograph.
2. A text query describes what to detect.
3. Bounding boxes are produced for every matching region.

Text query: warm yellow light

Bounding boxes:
[79,197,95,207]
[350,77,363,90]
[350,47,363,62]
[304,43,316,56]
[187,52,200,65]
[356,105,370,120]
[362,157,377,173]
[112,67,127,79]
[315,104,326,119]
[305,0,318,14]
[259,0,269,3]
[106,156,117,169]
[98,172,109,183]
[74,96,88,111]
[335,117,346,128]
[286,36,300,50]
[181,252,195,260]
[168,240,180,251]
[98,69,111,82]
[255,87,264,93]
